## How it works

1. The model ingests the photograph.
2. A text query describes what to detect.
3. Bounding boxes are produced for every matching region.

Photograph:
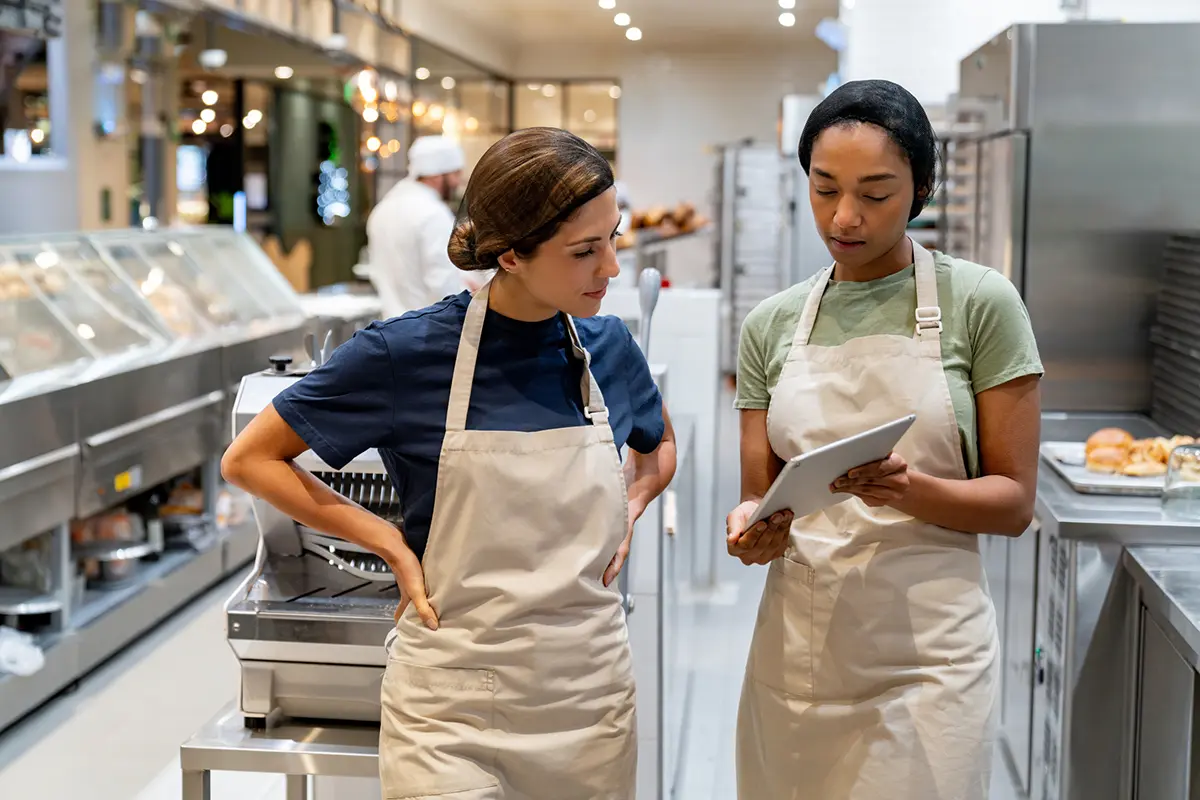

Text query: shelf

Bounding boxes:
[0,587,62,616]
[73,540,162,563]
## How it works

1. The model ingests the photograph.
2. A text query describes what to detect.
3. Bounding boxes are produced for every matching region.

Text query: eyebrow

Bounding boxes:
[812,168,898,184]
[566,222,622,248]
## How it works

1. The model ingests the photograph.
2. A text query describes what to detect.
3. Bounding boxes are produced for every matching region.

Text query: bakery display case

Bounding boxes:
[0,226,309,735]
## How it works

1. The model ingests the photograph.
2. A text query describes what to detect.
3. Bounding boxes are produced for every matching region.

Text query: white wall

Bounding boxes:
[1085,0,1200,20]
[839,0,1066,104]
[517,44,836,215]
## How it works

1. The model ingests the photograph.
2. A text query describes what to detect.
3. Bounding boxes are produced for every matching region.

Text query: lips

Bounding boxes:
[584,285,608,299]
[830,237,865,252]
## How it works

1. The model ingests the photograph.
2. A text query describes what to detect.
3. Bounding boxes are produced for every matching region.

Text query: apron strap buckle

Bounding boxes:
[583,405,610,425]
[915,305,943,335]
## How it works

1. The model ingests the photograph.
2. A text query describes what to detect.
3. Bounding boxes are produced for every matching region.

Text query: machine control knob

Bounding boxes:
[268,354,293,373]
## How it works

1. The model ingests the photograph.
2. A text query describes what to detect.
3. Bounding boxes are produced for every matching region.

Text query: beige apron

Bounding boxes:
[737,241,998,800]
[379,281,637,800]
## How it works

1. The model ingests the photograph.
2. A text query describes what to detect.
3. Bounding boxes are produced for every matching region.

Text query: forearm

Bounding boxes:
[224,458,410,563]
[624,440,677,516]
[890,470,1034,536]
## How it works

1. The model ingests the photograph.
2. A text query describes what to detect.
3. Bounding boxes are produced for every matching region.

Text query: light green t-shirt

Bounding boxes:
[734,252,1044,478]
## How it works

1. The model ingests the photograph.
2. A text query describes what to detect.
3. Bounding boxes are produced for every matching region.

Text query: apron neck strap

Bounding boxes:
[445,280,609,432]
[790,237,943,349]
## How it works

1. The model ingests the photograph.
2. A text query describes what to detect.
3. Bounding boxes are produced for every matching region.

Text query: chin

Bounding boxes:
[564,297,604,318]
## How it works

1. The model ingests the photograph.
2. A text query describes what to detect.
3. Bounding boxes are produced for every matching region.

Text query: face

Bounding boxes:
[498,187,622,318]
[808,122,918,268]
[430,171,463,203]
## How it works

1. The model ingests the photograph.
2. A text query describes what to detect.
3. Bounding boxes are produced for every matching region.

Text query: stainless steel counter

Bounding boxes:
[180,703,379,800]
[1123,546,1200,669]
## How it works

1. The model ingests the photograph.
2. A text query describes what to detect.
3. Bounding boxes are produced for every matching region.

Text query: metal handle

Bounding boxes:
[664,489,678,537]
[0,443,79,484]
[85,390,224,448]
[637,267,662,353]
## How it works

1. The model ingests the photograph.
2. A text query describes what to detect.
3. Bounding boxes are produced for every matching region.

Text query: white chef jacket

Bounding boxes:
[366,179,472,318]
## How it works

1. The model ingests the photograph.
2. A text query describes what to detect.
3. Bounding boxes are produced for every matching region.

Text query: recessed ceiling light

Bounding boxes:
[442,76,457,90]
[201,90,218,106]
[599,0,615,8]
[274,65,294,79]
[584,109,597,123]
[542,84,558,97]
[625,26,642,40]
[366,136,381,152]
[614,12,630,26]
[200,108,215,123]
[363,107,379,123]
[609,85,622,99]
[779,0,796,8]
[779,12,796,26]
[415,67,430,80]
[220,124,234,137]
[191,119,207,135]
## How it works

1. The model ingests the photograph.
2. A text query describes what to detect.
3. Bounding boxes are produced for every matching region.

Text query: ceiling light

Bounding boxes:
[362,107,379,123]
[779,11,796,26]
[384,81,398,101]
[415,67,430,81]
[245,109,263,126]
[614,12,630,25]
[388,139,401,153]
[366,136,381,152]
[779,0,796,7]
[625,26,642,40]
[465,117,480,132]
[201,90,218,106]
[442,76,457,90]
[429,104,445,121]
[29,128,44,143]
[599,0,615,8]
[191,119,207,134]
[200,108,215,123]
[584,109,597,123]
[412,100,427,117]
[220,124,234,137]
[609,85,622,99]
[542,84,557,97]
[274,65,294,79]
[527,83,540,91]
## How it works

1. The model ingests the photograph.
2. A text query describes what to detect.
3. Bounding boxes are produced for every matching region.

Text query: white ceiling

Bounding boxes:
[435,0,838,48]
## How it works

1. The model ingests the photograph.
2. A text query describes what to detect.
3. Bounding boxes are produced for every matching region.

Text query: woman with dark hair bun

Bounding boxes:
[725,80,1043,798]
[223,127,676,798]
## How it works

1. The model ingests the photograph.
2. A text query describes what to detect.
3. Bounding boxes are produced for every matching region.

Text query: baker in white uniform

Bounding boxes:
[727,80,1044,799]
[366,135,486,316]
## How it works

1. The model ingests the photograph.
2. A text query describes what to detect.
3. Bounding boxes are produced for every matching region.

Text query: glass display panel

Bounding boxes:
[176,232,303,318]
[0,254,91,380]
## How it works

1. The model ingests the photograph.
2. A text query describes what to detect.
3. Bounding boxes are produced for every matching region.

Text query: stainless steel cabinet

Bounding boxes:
[1134,613,1194,800]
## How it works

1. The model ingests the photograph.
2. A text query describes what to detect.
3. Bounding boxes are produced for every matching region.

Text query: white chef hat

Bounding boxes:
[407,136,465,178]
[614,180,631,210]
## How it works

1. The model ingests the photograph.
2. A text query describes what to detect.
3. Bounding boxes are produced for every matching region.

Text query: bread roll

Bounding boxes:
[1086,428,1133,455]
[1121,460,1168,478]
[1086,446,1128,474]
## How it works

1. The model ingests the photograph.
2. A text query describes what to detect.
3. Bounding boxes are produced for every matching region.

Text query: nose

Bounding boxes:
[599,241,620,279]
[832,196,862,231]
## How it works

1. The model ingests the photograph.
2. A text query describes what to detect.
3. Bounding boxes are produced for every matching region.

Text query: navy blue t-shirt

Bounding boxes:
[274,292,665,561]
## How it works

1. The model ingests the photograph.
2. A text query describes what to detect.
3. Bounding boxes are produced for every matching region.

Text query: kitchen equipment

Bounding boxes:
[1162,444,1200,521]
[637,267,661,357]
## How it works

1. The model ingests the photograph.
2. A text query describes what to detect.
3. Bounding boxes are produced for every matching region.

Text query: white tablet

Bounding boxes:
[746,414,917,527]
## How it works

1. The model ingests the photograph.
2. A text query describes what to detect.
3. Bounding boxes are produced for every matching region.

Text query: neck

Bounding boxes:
[488,271,558,322]
[833,236,913,282]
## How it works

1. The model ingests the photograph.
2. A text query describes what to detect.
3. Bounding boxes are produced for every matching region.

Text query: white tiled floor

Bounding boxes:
[0,388,1024,799]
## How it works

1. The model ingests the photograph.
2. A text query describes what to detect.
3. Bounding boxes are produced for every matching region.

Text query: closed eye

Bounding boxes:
[865,195,890,203]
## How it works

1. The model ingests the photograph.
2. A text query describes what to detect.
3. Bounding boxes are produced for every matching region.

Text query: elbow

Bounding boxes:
[1003,502,1036,537]
[220,447,249,490]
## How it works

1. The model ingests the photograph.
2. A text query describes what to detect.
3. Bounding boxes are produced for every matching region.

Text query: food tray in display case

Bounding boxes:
[1040,442,1165,497]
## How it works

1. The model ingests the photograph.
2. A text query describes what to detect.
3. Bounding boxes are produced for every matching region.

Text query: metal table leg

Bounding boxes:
[182,769,211,800]
[285,774,309,800]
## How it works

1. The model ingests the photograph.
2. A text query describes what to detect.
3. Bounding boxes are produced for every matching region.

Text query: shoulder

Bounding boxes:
[574,314,637,353]
[933,252,1022,309]
[742,276,819,341]
[370,292,470,355]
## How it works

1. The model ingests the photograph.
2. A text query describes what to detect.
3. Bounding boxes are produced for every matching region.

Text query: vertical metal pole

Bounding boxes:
[180,769,211,800]
[285,774,310,800]
[133,11,165,224]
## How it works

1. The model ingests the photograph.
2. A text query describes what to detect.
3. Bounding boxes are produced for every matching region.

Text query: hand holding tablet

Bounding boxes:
[745,415,917,528]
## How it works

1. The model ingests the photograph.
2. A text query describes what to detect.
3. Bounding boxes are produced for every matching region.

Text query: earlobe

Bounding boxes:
[497,250,518,274]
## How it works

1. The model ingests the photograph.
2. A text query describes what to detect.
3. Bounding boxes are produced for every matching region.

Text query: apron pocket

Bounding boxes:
[749,556,815,698]
[380,660,500,800]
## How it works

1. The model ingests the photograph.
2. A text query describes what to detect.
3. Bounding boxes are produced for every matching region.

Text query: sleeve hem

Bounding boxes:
[973,364,1045,395]
[273,396,351,470]
[734,399,770,410]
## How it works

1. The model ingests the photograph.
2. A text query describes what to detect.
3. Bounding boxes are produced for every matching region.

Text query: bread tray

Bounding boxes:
[1040,442,1165,497]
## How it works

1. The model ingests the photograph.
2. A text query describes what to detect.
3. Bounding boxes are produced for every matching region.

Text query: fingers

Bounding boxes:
[393,593,410,624]
[729,511,793,565]
[393,550,439,630]
[839,453,908,485]
[604,542,630,587]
